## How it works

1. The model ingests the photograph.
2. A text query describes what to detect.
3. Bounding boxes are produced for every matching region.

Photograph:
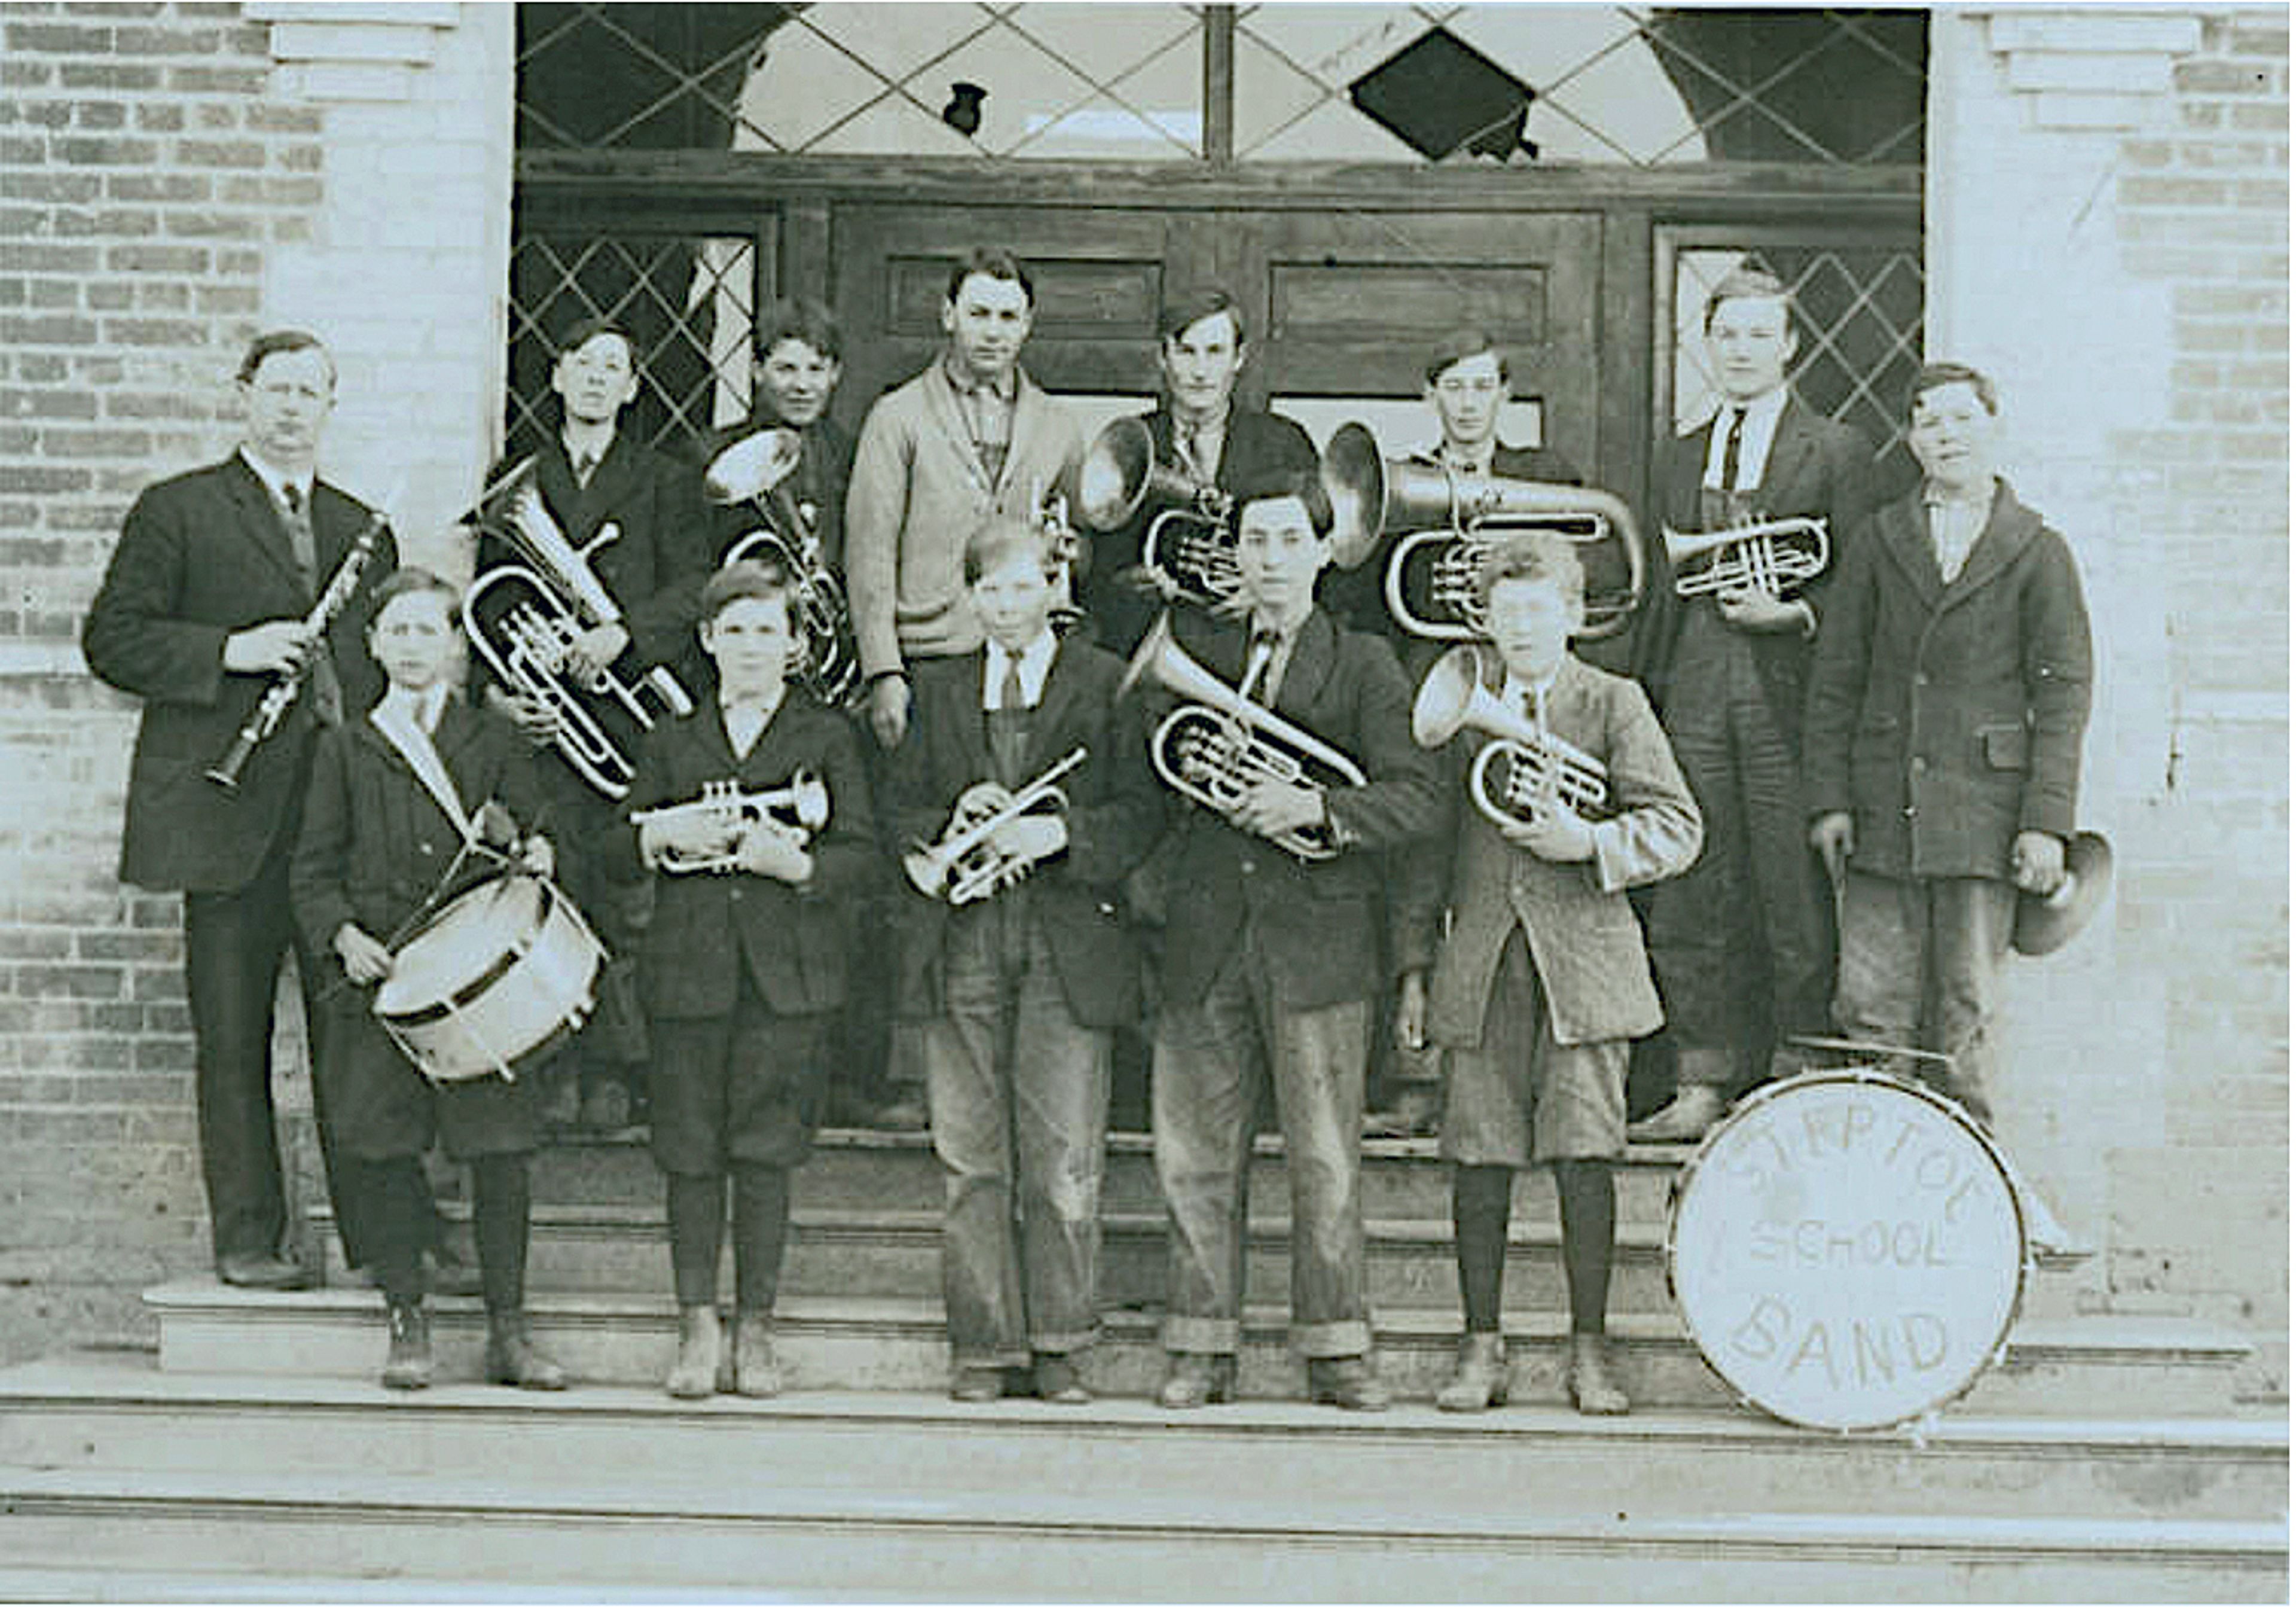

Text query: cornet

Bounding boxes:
[904,747,1088,905]
[1663,516,1829,599]
[1119,611,1368,861]
[630,769,831,875]
[1320,423,1645,642]
[465,459,696,800]
[1412,644,1609,829]
[1077,415,1239,609]
[706,427,862,708]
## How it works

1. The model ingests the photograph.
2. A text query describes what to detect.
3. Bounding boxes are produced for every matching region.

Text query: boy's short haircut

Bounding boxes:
[371,566,460,614]
[1909,359,1999,417]
[1233,466,1335,539]
[700,559,792,622]
[963,514,1064,586]
[1158,287,1247,346]
[946,246,1034,307]
[1702,267,1794,333]
[1475,529,1586,611]
[554,316,636,362]
[1424,327,1510,387]
[756,297,842,363]
[238,328,334,388]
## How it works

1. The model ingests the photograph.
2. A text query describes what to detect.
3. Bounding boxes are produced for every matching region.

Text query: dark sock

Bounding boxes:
[731,1163,792,1315]
[365,1157,431,1307]
[1554,1159,1616,1337]
[667,1173,725,1308]
[1452,1164,1513,1335]
[471,1154,532,1316]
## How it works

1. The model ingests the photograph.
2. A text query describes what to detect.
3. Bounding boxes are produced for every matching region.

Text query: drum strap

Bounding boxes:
[370,701,476,844]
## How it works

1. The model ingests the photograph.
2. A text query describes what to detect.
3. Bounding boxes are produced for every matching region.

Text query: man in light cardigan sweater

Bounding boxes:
[847,248,1084,755]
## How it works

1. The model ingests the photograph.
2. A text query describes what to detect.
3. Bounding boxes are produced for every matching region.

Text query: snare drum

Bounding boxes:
[374,874,605,1084]
[1666,1070,2026,1431]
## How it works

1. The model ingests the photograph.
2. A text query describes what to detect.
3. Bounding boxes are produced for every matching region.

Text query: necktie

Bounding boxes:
[1183,425,1212,484]
[572,451,599,487]
[999,651,1026,713]
[1718,408,1745,495]
[1242,629,1281,704]
[280,482,316,587]
[280,483,344,725]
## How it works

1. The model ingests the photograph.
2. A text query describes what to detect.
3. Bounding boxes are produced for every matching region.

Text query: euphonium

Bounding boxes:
[706,426,861,708]
[629,768,831,875]
[904,747,1088,905]
[1077,415,1239,609]
[1663,515,1830,599]
[465,458,696,801]
[1118,611,1369,861]
[1411,644,1609,828]
[1320,422,1644,642]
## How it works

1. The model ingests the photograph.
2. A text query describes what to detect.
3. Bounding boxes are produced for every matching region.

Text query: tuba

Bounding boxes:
[628,768,831,875]
[1664,515,1830,599]
[1077,415,1239,610]
[904,746,1088,905]
[1412,644,1609,828]
[465,458,696,801]
[706,426,862,708]
[1119,611,1369,861]
[1320,423,1645,642]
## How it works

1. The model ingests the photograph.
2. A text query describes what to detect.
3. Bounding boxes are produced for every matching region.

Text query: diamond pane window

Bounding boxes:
[508,234,760,452]
[1670,240,1925,461]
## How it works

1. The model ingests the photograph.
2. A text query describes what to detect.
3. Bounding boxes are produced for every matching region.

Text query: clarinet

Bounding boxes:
[206,507,388,793]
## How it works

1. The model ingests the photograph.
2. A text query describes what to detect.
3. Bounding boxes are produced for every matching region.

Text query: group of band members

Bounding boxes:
[81,246,2092,1412]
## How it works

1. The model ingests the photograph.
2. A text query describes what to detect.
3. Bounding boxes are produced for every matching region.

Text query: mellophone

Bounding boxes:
[1410,643,1609,827]
[705,426,863,709]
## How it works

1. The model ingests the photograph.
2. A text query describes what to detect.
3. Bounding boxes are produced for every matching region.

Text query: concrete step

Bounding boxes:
[535,1127,1694,1221]
[144,1282,2252,1417]
[1,1355,2282,1528]
[0,1459,2280,1602]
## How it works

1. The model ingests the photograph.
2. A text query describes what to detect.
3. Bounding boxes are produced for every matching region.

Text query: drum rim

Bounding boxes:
[1662,1066,2030,1434]
[374,874,548,1020]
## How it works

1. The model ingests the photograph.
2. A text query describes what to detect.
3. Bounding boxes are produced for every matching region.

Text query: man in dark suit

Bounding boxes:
[83,329,395,1288]
[1079,288,1318,657]
[475,317,709,1130]
[1140,469,1441,1412]
[1631,270,1876,1143]
[890,517,1164,1404]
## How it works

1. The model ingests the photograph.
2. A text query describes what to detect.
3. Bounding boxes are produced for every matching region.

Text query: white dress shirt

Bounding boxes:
[722,688,783,760]
[983,629,1058,711]
[1701,386,1790,494]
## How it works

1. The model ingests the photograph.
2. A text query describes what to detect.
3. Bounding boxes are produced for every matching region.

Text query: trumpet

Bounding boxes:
[465,459,695,800]
[1664,515,1830,599]
[1320,423,1644,641]
[1119,611,1367,861]
[630,769,831,876]
[904,747,1088,905]
[706,426,862,708]
[1077,415,1239,609]
[1412,644,1609,828]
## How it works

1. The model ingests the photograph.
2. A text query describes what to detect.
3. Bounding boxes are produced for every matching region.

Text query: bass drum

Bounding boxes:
[1666,1070,2027,1431]
[374,874,605,1084]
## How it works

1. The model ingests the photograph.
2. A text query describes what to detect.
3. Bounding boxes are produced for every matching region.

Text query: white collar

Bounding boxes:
[1500,666,1562,715]
[239,445,313,506]
[984,629,1058,710]
[377,681,451,736]
[1703,387,1791,492]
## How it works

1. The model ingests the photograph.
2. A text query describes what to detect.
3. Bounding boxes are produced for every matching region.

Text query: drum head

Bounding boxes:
[1666,1071,2026,1432]
[374,877,540,1017]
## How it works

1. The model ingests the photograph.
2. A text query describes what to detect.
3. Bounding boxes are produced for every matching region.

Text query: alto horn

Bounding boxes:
[628,769,831,875]
[904,746,1089,905]
[708,425,862,708]
[1663,515,1830,599]
[1118,611,1368,861]
[1078,416,1239,609]
[1412,644,1608,828]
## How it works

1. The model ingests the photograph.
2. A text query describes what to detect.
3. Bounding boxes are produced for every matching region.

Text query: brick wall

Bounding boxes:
[1931,8,2288,1398]
[0,0,511,1362]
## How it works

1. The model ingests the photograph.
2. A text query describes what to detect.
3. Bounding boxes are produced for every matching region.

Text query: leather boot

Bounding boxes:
[381,1300,432,1391]
[1567,1332,1629,1416]
[1156,1352,1236,1409]
[1435,1332,1509,1412]
[1308,1355,1392,1411]
[665,1304,722,1400]
[486,1312,569,1391]
[732,1310,781,1399]
[1628,1084,1725,1144]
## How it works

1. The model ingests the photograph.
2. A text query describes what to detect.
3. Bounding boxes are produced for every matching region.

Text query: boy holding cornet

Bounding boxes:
[1397,532,1701,1414]
[610,561,878,1399]
[890,517,1162,1404]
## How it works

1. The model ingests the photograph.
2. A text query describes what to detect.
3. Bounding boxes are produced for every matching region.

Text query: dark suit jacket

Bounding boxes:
[289,700,545,956]
[1396,654,1701,1048]
[477,432,709,677]
[700,408,856,573]
[889,639,1163,1028]
[609,696,878,1019]
[1144,606,1440,1013]
[1636,395,1873,736]
[1803,481,2092,882]
[83,454,395,894]
[1080,404,1319,656]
